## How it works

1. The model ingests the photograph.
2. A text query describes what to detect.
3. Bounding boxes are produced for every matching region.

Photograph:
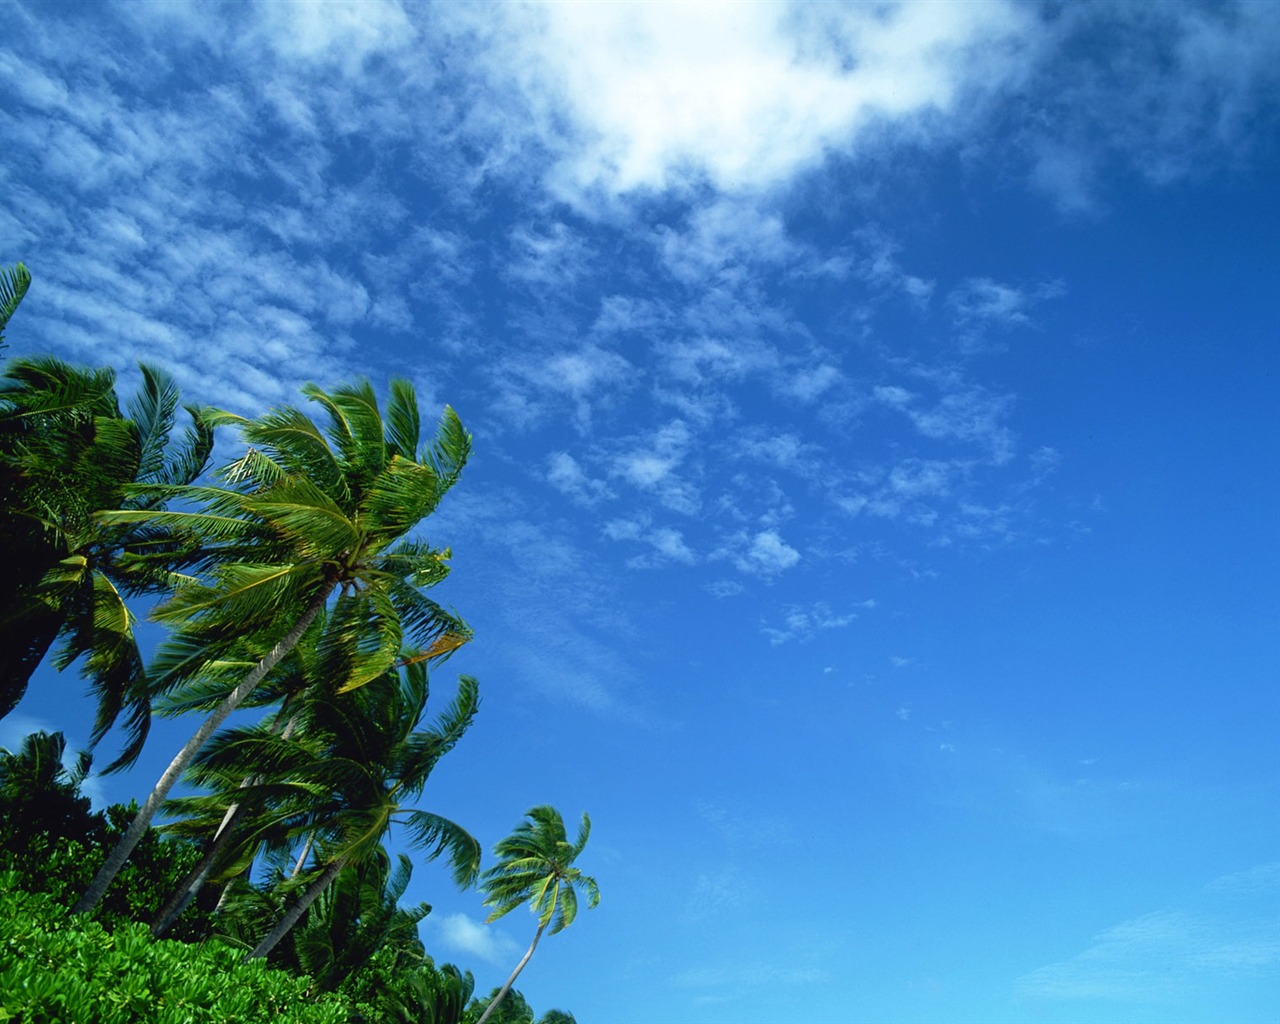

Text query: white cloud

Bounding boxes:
[739,530,801,576]
[874,377,1017,464]
[547,451,612,505]
[1018,3,1280,211]
[648,527,696,565]
[705,579,744,599]
[254,0,416,74]
[457,0,1036,201]
[604,517,697,569]
[435,912,522,965]
[611,420,701,514]
[761,602,858,645]
[948,276,1065,350]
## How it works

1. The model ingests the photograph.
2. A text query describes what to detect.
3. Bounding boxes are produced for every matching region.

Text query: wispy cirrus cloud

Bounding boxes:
[715,529,802,577]
[948,276,1065,351]
[1016,864,1280,1005]
[760,602,863,646]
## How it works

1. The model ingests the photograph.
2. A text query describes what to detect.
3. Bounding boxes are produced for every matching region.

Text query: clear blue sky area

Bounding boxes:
[3,3,1278,1022]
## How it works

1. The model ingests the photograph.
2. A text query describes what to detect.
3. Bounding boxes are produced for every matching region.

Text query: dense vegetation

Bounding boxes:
[0,263,593,1023]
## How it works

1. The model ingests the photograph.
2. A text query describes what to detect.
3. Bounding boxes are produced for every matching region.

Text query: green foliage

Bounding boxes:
[79,376,472,917]
[466,988,534,1024]
[0,261,29,349]
[0,883,347,1024]
[481,807,600,936]
[0,356,213,767]
[0,732,215,942]
[342,949,475,1024]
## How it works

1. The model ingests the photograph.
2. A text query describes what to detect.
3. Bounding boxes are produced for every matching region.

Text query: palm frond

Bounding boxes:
[383,378,420,460]
[152,404,214,490]
[126,364,182,483]
[423,405,471,493]
[0,261,31,342]
[236,404,346,502]
[399,810,481,888]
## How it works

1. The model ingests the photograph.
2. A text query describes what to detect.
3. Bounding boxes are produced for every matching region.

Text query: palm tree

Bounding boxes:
[0,261,30,350]
[0,730,92,844]
[0,357,213,766]
[474,807,600,1024]
[74,378,471,914]
[291,849,430,992]
[242,660,482,960]
[152,632,464,935]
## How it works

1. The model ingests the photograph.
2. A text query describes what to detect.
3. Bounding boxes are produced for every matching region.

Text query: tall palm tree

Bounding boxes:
[0,357,213,766]
[243,661,482,960]
[74,378,471,914]
[474,807,600,1024]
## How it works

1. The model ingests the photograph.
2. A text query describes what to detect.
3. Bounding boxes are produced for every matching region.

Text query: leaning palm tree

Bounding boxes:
[291,849,430,992]
[152,630,466,936]
[74,378,471,914]
[0,357,213,765]
[474,807,600,1024]
[243,662,482,960]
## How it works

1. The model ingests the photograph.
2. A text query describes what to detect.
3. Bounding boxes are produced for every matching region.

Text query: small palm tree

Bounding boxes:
[0,730,92,843]
[474,807,600,1024]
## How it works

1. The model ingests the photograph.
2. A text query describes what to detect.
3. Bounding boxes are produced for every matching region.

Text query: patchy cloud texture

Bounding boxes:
[3,3,1278,1022]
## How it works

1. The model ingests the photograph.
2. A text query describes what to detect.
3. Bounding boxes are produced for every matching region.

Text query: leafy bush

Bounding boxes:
[0,883,349,1024]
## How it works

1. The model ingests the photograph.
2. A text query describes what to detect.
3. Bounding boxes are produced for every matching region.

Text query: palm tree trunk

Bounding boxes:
[245,854,346,961]
[150,799,244,936]
[474,922,547,1024]
[73,584,332,915]
[290,832,315,878]
[152,706,304,935]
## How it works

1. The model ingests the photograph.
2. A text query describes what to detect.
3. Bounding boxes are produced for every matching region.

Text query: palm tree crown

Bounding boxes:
[481,807,599,935]
[474,807,599,1024]
[0,357,213,768]
[76,378,471,914]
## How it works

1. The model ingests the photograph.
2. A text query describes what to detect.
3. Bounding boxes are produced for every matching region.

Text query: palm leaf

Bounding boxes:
[383,378,420,460]
[0,261,31,341]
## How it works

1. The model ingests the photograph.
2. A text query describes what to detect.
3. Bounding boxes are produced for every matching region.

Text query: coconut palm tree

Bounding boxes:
[0,730,92,843]
[291,849,430,992]
[152,629,465,935]
[242,661,482,960]
[74,378,471,914]
[474,807,600,1024]
[0,357,213,766]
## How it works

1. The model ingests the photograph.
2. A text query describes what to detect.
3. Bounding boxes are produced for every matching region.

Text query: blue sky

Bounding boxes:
[3,2,1279,1021]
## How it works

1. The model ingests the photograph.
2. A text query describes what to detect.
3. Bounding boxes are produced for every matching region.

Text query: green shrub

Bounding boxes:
[0,883,348,1024]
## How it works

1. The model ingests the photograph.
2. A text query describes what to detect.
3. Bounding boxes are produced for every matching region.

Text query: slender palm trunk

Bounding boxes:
[73,585,332,915]
[474,922,547,1024]
[290,833,315,878]
[245,854,347,961]
[152,706,303,936]
[151,800,243,936]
